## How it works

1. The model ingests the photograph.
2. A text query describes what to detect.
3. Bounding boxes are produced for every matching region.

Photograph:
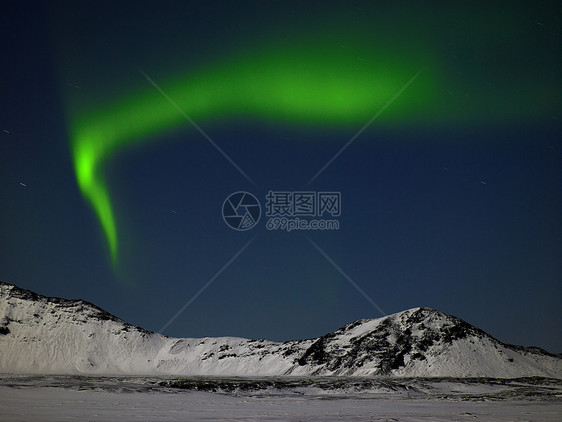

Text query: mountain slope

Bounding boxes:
[0,282,560,377]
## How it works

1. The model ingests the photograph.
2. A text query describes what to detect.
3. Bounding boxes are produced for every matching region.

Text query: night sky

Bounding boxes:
[1,1,560,352]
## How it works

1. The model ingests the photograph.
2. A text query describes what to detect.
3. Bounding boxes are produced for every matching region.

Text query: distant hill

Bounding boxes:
[1,282,560,377]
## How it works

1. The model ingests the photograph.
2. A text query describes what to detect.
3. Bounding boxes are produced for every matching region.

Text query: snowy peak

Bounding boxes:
[3,283,115,323]
[0,282,151,335]
[0,282,560,378]
[297,308,491,374]
[295,307,561,377]
[334,307,487,341]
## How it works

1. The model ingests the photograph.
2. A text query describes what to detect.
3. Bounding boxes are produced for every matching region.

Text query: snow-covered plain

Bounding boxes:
[0,375,561,421]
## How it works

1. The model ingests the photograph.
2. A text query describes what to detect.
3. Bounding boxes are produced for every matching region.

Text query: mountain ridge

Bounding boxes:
[1,281,560,378]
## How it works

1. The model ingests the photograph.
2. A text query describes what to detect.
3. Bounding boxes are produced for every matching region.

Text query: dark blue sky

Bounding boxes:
[1,1,560,352]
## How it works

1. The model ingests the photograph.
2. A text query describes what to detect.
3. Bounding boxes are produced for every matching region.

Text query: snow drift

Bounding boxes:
[0,282,560,377]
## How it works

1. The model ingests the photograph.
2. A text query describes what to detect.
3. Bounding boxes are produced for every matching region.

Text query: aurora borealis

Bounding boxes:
[1,1,560,353]
[65,6,559,267]
[70,44,435,264]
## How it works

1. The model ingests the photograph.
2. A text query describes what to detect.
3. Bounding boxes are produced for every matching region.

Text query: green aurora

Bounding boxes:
[70,44,437,264]
[68,37,557,266]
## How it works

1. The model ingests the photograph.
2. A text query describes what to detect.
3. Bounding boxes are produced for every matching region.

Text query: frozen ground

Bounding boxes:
[0,376,560,421]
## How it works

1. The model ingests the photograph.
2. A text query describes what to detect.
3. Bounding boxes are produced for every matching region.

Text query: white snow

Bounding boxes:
[1,381,561,422]
[0,283,560,378]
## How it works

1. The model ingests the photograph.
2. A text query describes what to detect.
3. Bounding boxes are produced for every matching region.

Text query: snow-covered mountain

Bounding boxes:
[0,282,560,377]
